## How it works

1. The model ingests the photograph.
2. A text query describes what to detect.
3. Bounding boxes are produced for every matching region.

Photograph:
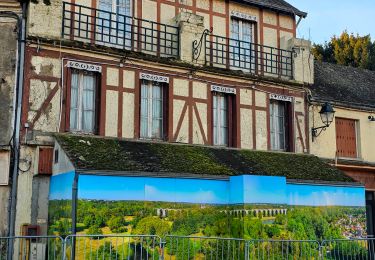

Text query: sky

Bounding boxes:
[287,184,365,207]
[287,0,375,44]
[47,173,366,207]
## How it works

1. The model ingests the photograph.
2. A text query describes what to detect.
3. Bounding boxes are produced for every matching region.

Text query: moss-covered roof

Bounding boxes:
[55,134,354,183]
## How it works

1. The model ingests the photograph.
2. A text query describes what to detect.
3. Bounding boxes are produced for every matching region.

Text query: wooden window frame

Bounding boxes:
[64,68,101,134]
[269,100,293,152]
[211,91,236,147]
[138,79,169,141]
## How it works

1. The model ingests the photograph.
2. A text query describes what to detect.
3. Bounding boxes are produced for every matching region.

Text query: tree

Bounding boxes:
[312,31,375,70]
[133,216,171,237]
[86,225,103,236]
[107,216,127,233]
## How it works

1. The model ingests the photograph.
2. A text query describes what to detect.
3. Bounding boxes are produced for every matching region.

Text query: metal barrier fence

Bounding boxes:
[248,239,320,260]
[321,238,375,259]
[0,236,63,260]
[64,235,161,260]
[164,235,248,260]
[2,235,375,259]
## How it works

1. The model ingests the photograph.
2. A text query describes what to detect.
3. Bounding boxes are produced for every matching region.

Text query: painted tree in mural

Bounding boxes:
[312,31,375,70]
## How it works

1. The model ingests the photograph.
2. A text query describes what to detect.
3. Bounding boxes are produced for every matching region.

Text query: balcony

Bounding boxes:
[62,2,179,58]
[203,34,294,78]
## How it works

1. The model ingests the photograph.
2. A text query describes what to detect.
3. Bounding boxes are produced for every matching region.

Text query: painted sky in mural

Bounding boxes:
[287,184,365,207]
[49,171,75,200]
[55,174,368,207]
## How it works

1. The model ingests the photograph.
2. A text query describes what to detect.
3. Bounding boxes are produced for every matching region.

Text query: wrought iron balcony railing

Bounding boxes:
[204,34,293,78]
[62,2,179,58]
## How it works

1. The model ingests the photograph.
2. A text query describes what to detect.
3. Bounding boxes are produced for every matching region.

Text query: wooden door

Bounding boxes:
[335,118,357,158]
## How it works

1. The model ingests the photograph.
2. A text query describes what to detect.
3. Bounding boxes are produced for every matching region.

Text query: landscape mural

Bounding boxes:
[48,171,74,236]
[48,174,366,259]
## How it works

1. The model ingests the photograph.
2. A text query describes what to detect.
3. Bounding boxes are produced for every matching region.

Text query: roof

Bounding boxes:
[55,134,354,183]
[234,0,307,18]
[325,158,375,169]
[311,62,375,110]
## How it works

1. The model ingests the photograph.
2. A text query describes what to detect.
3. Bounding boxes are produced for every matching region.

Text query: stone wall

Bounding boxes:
[0,14,19,237]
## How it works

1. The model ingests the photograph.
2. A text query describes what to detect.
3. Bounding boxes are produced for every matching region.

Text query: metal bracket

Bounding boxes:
[192,28,212,63]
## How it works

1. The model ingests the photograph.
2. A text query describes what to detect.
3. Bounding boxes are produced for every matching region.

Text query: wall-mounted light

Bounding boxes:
[369,115,375,122]
[312,102,335,139]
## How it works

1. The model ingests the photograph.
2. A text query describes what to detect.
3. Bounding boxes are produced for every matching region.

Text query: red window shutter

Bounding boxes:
[335,118,357,158]
[38,147,53,175]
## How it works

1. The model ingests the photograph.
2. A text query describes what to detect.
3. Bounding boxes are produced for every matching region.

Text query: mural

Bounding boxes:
[48,171,75,236]
[48,174,366,258]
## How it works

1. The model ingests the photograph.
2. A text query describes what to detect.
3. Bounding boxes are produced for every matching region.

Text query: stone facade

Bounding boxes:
[0,1,21,236]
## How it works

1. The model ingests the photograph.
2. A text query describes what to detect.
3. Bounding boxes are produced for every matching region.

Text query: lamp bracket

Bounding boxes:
[311,124,329,139]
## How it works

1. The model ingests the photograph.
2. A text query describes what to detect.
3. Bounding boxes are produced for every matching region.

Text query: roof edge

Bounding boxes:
[232,0,307,18]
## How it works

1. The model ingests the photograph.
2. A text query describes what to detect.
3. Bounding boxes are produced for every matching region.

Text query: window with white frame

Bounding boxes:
[270,101,287,151]
[230,18,255,69]
[98,0,132,45]
[140,80,165,139]
[70,70,97,133]
[213,93,229,146]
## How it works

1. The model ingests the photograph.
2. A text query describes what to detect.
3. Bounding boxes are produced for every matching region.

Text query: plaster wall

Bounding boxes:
[105,90,119,137]
[173,99,189,143]
[122,92,135,138]
[240,108,252,149]
[192,102,207,144]
[0,19,17,145]
[27,0,62,39]
[309,106,375,162]
[255,110,267,150]
[106,67,119,87]
[14,146,36,237]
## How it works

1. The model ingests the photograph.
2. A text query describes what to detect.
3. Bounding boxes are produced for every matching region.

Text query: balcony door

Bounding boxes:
[230,18,255,72]
[98,0,132,47]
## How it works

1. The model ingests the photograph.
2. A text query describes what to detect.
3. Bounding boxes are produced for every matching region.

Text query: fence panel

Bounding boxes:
[248,239,320,260]
[0,236,63,260]
[64,234,162,260]
[321,238,375,259]
[164,235,248,260]
[5,235,375,259]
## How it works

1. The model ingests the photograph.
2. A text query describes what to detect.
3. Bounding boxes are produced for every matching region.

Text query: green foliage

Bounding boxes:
[86,225,103,236]
[244,218,267,239]
[312,31,375,70]
[88,242,117,259]
[264,224,281,238]
[133,216,171,237]
[107,216,128,233]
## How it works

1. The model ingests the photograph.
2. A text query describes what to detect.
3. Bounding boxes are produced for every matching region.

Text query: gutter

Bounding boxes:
[333,164,375,172]
[309,98,375,112]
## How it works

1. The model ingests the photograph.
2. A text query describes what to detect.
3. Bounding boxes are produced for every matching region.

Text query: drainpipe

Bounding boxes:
[4,0,27,258]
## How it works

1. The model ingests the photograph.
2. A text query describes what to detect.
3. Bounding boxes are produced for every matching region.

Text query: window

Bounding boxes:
[230,18,255,69]
[335,118,358,158]
[270,101,287,151]
[140,80,166,139]
[213,93,229,146]
[98,0,132,45]
[70,70,97,133]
